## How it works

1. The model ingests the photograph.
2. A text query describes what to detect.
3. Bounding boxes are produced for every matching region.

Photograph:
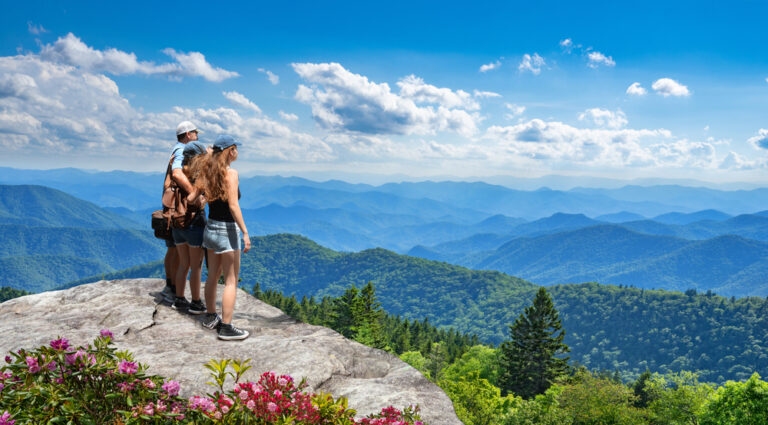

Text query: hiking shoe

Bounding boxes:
[173,296,189,312]
[189,299,206,315]
[161,284,175,304]
[217,323,249,341]
[201,313,221,330]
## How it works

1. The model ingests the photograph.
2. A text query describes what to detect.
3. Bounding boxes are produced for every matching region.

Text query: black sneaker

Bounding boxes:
[201,313,221,330]
[188,299,206,315]
[217,323,249,341]
[161,284,175,304]
[173,296,189,312]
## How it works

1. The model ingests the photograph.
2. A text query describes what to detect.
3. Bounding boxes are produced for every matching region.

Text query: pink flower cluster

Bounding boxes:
[359,406,424,425]
[0,411,14,425]
[130,399,185,421]
[118,360,138,374]
[65,349,95,367]
[162,380,180,396]
[49,338,70,351]
[100,329,114,339]
[186,371,424,424]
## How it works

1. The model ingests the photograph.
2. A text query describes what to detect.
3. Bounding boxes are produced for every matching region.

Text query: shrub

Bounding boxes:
[0,330,186,424]
[0,332,426,425]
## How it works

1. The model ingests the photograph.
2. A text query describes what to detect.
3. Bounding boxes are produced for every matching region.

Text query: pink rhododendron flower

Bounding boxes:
[100,329,114,339]
[267,402,278,413]
[3,356,9,363]
[246,399,255,410]
[49,338,70,351]
[0,411,14,425]
[143,378,156,389]
[273,389,282,397]
[118,360,138,374]
[25,356,40,373]
[278,377,288,386]
[238,390,248,400]
[143,404,154,416]
[221,405,229,414]
[47,361,57,372]
[162,380,180,396]
[213,411,222,420]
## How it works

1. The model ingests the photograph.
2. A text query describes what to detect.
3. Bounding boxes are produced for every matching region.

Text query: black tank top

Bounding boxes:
[208,189,241,222]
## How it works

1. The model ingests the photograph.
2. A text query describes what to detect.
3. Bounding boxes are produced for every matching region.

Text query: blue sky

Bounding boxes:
[1,0,767,185]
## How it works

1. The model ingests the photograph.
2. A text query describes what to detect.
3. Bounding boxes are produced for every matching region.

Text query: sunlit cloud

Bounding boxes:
[39,33,238,82]
[518,53,545,75]
[258,68,279,85]
[652,78,690,97]
[626,82,647,96]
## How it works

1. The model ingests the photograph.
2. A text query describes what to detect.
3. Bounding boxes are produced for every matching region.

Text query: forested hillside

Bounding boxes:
[413,224,768,297]
[72,233,768,383]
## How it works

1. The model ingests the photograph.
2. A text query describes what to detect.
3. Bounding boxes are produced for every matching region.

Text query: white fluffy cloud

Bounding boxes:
[559,38,573,52]
[587,51,615,68]
[473,90,501,98]
[397,75,480,110]
[27,22,48,35]
[479,60,501,72]
[652,78,690,97]
[0,53,330,163]
[292,62,481,137]
[719,151,766,170]
[504,103,525,120]
[518,53,545,75]
[279,111,299,121]
[578,108,628,129]
[748,128,768,150]
[223,91,262,113]
[258,68,279,85]
[482,119,725,168]
[626,82,647,96]
[39,33,238,82]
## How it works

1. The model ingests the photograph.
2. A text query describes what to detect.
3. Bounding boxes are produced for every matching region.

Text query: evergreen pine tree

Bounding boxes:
[499,287,570,399]
[330,285,359,338]
[352,282,388,349]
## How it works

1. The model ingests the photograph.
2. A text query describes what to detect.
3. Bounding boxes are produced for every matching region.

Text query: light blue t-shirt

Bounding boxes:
[168,142,186,170]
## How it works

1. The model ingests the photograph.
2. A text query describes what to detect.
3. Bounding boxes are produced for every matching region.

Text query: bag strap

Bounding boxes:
[162,157,176,193]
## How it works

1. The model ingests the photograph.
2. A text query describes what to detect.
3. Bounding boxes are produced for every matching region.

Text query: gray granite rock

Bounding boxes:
[0,278,461,424]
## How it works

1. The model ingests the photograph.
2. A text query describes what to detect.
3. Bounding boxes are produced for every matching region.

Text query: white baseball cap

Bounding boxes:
[176,121,200,136]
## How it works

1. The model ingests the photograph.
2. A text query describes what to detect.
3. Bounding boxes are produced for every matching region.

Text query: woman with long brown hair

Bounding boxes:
[198,134,251,340]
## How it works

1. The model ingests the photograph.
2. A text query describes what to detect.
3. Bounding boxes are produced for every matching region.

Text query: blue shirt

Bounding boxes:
[169,142,186,170]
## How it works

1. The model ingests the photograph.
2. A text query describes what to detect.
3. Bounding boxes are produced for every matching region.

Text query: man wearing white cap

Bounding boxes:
[161,121,201,304]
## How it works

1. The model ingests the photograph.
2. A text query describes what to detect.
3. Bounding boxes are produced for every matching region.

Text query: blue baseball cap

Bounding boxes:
[183,141,207,158]
[213,134,242,151]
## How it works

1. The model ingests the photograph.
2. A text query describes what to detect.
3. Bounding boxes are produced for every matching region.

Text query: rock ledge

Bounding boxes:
[0,279,461,424]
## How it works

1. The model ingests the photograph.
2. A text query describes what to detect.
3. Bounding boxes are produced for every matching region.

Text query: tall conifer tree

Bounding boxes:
[499,287,570,399]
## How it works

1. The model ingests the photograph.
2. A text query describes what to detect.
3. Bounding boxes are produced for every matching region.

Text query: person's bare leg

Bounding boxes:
[204,252,222,314]
[175,243,190,298]
[164,247,177,288]
[188,246,204,301]
[220,251,238,324]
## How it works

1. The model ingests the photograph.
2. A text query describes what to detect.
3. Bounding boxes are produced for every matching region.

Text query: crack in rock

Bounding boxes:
[137,304,159,333]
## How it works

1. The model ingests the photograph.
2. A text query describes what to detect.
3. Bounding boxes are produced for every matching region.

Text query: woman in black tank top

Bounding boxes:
[198,135,251,341]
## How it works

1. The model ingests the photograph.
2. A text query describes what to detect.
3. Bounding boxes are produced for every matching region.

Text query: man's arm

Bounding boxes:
[171,168,195,194]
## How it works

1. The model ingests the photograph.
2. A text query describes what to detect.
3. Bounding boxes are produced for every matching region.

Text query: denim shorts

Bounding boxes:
[202,219,241,254]
[172,224,205,248]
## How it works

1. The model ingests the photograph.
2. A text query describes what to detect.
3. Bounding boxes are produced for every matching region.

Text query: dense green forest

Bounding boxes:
[253,282,768,425]
[0,286,29,303]
[72,233,768,383]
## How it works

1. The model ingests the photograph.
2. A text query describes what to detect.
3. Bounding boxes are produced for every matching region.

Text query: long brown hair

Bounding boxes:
[197,146,234,202]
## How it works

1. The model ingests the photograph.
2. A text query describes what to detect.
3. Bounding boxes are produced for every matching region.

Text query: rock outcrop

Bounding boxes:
[0,279,461,424]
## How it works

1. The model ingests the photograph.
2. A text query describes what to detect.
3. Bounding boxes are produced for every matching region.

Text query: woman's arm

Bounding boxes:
[226,168,250,253]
